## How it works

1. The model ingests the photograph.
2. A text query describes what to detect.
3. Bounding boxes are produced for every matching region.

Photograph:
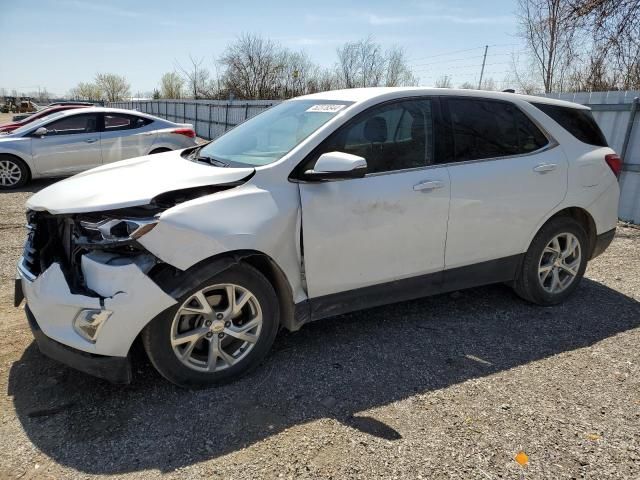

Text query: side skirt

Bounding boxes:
[294,254,524,326]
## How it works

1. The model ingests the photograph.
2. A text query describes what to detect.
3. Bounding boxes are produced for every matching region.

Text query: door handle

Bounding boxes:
[533,163,557,173]
[85,138,98,144]
[413,180,444,192]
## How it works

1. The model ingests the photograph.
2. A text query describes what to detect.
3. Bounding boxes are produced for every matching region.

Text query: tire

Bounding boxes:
[514,216,589,305]
[0,155,29,189]
[142,263,279,388]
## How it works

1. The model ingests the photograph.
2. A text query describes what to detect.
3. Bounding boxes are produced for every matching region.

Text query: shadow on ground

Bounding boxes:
[7,278,640,474]
[0,178,58,194]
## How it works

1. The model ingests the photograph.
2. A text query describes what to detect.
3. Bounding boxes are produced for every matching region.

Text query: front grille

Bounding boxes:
[21,211,67,278]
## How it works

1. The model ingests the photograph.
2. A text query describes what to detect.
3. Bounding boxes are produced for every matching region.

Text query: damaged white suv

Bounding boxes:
[17,88,620,387]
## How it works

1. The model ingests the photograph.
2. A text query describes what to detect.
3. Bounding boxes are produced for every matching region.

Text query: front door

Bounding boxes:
[31,112,101,176]
[298,98,450,305]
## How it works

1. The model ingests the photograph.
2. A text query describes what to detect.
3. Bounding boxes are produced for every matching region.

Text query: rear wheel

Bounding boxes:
[142,263,279,388]
[514,217,588,305]
[0,155,29,189]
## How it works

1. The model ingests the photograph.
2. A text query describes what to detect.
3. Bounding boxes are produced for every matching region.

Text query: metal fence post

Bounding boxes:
[621,97,639,164]
[208,103,212,140]
[245,103,249,120]
[224,104,229,132]
[194,101,198,137]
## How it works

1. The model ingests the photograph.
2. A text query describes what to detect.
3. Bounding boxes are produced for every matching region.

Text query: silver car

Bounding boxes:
[0,107,197,189]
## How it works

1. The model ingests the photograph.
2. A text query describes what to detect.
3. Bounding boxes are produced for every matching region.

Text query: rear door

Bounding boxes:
[298,98,451,304]
[442,97,568,270]
[30,112,101,175]
[99,113,156,164]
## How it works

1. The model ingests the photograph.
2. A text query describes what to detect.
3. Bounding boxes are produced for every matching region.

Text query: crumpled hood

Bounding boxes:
[26,151,255,214]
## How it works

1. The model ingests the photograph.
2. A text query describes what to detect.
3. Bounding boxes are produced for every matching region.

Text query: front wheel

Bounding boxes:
[0,155,29,189]
[142,263,279,388]
[514,217,589,305]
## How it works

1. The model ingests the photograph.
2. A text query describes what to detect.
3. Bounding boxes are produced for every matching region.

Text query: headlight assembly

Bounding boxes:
[78,217,158,243]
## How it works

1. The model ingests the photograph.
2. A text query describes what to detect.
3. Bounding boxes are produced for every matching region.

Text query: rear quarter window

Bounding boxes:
[532,103,607,147]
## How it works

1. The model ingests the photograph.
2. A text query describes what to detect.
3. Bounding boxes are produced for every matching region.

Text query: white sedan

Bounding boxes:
[0,107,196,189]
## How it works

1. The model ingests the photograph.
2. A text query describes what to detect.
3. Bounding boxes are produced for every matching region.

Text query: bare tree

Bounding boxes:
[385,46,418,86]
[219,34,285,99]
[517,0,578,93]
[176,56,211,99]
[435,75,452,88]
[458,82,476,89]
[159,72,184,99]
[95,73,130,101]
[336,37,386,88]
[69,82,103,101]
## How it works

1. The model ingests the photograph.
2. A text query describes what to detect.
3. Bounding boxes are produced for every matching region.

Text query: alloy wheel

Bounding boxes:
[170,283,263,372]
[0,160,21,187]
[538,232,582,294]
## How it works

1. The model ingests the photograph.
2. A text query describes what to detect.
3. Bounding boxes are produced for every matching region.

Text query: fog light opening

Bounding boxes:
[73,309,112,343]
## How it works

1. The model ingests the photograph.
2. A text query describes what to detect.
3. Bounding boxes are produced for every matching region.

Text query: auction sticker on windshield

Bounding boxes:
[306,104,346,113]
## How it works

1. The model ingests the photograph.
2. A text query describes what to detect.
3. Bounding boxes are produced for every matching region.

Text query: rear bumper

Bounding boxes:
[26,305,132,384]
[591,227,616,259]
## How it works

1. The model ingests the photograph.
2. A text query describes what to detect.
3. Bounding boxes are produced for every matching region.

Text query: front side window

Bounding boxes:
[104,114,150,131]
[447,99,547,162]
[43,114,98,136]
[310,99,434,175]
[197,100,353,167]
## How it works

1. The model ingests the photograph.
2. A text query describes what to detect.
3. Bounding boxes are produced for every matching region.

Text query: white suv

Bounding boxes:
[16,88,620,387]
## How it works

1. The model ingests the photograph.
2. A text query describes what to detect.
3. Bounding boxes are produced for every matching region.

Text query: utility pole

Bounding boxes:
[478,45,488,90]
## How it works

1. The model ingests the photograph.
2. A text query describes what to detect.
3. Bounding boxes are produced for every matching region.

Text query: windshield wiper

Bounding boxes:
[194,154,229,168]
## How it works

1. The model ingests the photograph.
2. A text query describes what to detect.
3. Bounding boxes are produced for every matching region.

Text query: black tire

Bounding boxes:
[514,216,589,305]
[149,148,171,154]
[142,263,279,388]
[0,155,30,190]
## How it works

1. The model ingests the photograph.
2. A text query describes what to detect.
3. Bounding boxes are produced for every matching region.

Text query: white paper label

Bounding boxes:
[306,104,346,113]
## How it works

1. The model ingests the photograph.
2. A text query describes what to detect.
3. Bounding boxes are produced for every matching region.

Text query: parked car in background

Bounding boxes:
[0,104,91,134]
[16,88,619,387]
[0,107,196,188]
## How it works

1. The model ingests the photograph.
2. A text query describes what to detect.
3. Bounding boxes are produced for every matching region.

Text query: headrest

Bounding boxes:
[364,116,388,143]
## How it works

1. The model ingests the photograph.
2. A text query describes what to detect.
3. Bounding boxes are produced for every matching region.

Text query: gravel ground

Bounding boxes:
[0,176,639,479]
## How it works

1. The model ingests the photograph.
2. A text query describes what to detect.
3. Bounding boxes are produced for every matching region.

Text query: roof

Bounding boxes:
[296,87,590,110]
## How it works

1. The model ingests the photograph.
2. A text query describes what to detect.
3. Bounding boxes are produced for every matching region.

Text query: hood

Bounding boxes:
[26,151,255,214]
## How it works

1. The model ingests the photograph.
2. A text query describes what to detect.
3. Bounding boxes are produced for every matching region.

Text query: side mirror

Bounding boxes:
[303,151,367,181]
[34,127,48,137]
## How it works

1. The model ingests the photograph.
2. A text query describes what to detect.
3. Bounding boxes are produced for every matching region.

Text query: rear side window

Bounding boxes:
[447,99,547,162]
[532,103,607,147]
[104,114,152,131]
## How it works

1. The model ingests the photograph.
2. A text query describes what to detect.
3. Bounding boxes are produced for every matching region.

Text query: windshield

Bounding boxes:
[11,111,67,136]
[197,99,352,166]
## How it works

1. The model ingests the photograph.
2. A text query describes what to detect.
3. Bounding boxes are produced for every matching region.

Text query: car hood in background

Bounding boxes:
[26,151,255,214]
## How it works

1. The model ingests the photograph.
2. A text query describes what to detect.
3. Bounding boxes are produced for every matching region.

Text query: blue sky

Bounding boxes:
[0,0,523,96]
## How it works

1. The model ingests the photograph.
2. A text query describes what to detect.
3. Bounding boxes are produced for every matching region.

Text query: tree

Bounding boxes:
[435,75,452,88]
[95,73,130,101]
[336,37,386,88]
[385,46,418,86]
[69,82,103,100]
[159,72,184,99]
[517,0,578,93]
[459,82,476,89]
[176,56,212,99]
[219,34,286,99]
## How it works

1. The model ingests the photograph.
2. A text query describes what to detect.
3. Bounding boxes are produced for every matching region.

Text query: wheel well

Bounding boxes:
[149,147,172,154]
[0,153,31,180]
[544,207,597,257]
[148,250,297,332]
[240,253,296,332]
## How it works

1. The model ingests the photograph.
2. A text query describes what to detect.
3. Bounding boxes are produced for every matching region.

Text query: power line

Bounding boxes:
[407,42,521,63]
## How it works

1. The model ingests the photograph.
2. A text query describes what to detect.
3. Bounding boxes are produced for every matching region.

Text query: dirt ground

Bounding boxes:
[0,175,639,479]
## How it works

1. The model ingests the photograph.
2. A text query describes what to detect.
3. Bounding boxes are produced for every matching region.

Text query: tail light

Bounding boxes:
[605,153,622,179]
[171,128,196,138]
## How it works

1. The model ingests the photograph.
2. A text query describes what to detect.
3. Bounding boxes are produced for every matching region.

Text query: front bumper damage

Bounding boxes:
[17,253,176,383]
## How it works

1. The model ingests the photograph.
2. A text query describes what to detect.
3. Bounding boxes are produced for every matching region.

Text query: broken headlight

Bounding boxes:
[78,217,158,244]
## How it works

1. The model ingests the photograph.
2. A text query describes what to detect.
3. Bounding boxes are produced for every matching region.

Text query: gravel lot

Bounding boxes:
[0,170,639,478]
